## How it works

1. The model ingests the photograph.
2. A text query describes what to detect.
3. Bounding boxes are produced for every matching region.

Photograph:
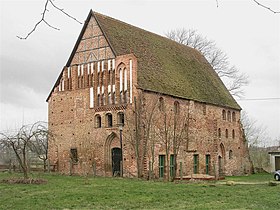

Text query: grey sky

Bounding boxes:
[0,0,279,144]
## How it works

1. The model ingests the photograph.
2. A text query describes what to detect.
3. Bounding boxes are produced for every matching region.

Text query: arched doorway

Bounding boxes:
[218,143,226,176]
[112,148,122,176]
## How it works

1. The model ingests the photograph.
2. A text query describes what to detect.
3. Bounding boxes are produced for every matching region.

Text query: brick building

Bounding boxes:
[47,10,252,179]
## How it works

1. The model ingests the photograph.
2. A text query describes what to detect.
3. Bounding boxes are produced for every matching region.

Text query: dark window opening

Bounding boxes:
[222,110,226,120]
[107,113,113,127]
[118,112,125,126]
[70,148,78,163]
[193,154,199,174]
[225,129,228,138]
[159,155,165,178]
[96,115,101,128]
[229,150,233,159]
[159,97,164,111]
[232,129,235,139]
[174,101,180,114]
[218,128,221,138]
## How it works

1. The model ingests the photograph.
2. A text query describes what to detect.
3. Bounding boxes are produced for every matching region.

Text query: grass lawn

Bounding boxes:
[0,172,279,210]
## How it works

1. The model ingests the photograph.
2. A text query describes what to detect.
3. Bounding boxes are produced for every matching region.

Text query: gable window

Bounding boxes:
[95,115,101,128]
[70,148,78,163]
[106,113,113,127]
[222,110,226,120]
[118,112,125,126]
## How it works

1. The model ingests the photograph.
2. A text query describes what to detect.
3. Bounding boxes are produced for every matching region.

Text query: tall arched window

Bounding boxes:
[95,115,101,128]
[225,129,228,138]
[218,128,221,138]
[174,101,180,114]
[159,97,164,111]
[222,110,226,120]
[232,129,235,139]
[232,112,236,122]
[227,111,231,122]
[106,113,113,127]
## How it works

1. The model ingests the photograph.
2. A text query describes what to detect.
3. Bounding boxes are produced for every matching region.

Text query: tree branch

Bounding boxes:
[17,0,82,40]
[253,0,280,14]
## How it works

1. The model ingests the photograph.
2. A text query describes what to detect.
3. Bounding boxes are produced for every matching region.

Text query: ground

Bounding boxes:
[0,172,279,209]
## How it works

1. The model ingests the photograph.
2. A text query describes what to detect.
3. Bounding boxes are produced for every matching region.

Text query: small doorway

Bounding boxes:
[112,148,122,176]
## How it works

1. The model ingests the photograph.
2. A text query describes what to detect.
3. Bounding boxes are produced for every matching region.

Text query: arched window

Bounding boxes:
[218,128,221,138]
[229,150,233,159]
[222,110,226,120]
[118,112,125,126]
[106,113,113,127]
[232,112,236,122]
[174,101,180,114]
[225,129,228,138]
[95,115,101,128]
[159,97,164,111]
[232,129,235,139]
[227,111,231,122]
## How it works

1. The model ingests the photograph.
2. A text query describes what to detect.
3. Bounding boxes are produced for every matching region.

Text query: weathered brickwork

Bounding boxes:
[47,11,251,178]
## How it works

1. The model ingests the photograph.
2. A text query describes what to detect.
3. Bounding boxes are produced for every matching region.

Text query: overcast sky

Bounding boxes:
[0,0,279,145]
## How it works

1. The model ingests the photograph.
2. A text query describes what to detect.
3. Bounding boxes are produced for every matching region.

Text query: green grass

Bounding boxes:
[0,172,279,210]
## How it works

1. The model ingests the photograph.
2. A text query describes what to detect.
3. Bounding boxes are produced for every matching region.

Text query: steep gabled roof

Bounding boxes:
[47,10,240,110]
[93,11,240,110]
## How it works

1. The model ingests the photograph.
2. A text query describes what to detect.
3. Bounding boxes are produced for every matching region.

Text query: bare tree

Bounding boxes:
[124,94,159,178]
[0,121,50,179]
[156,102,189,181]
[28,122,49,171]
[166,28,249,98]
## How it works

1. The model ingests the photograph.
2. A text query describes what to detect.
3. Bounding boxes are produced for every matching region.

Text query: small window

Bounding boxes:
[174,101,180,114]
[218,128,221,138]
[159,155,165,178]
[232,129,235,139]
[95,115,101,128]
[112,70,115,85]
[159,97,164,111]
[106,113,113,127]
[227,111,231,122]
[70,148,78,163]
[205,155,210,175]
[222,110,226,120]
[232,112,236,122]
[229,150,233,159]
[193,154,199,174]
[118,112,125,126]
[170,154,175,178]
[225,129,228,138]
[102,94,105,106]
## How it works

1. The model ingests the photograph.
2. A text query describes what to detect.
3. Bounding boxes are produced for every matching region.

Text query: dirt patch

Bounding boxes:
[1,178,47,184]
